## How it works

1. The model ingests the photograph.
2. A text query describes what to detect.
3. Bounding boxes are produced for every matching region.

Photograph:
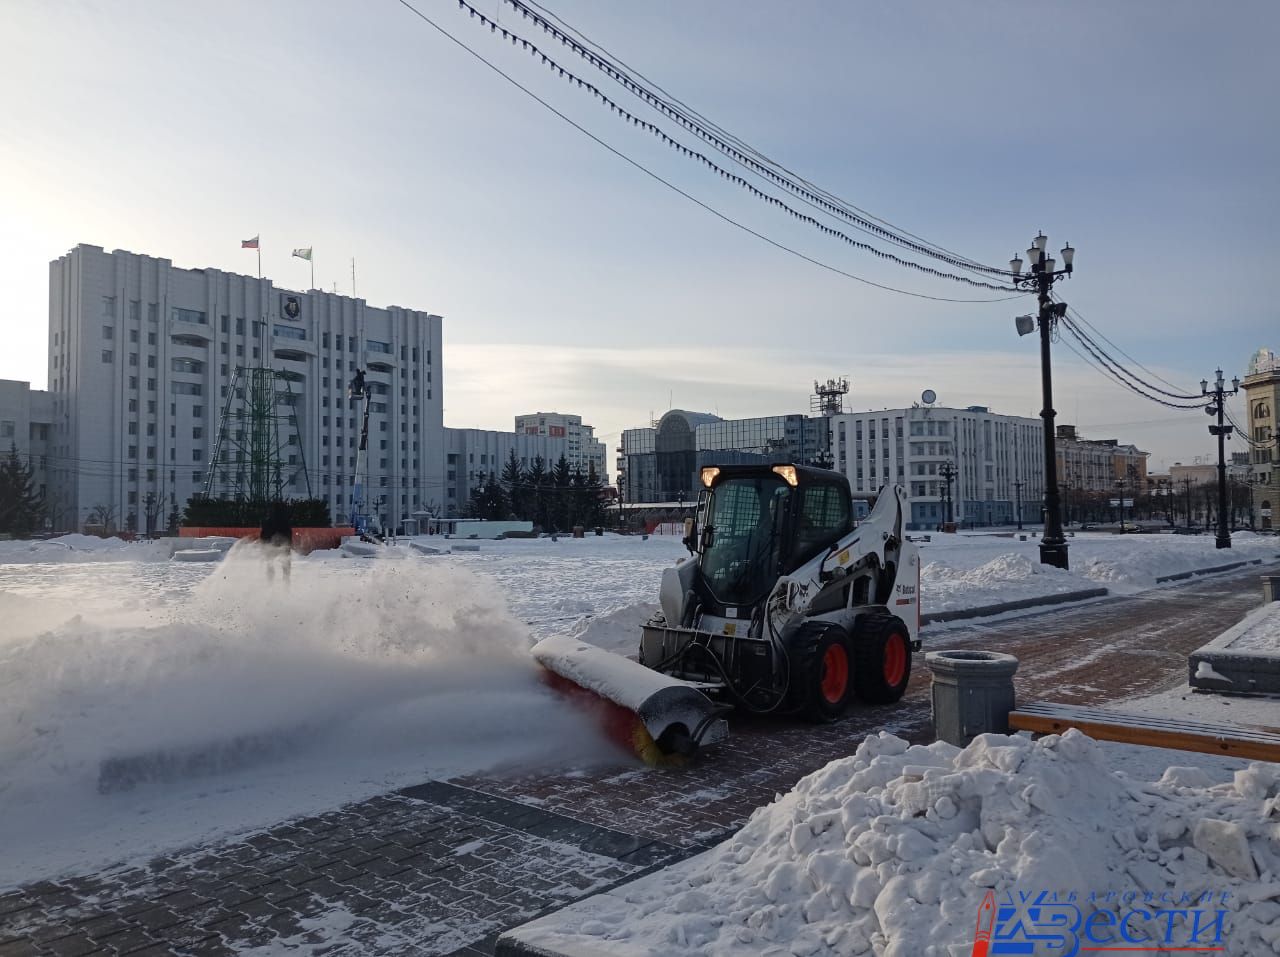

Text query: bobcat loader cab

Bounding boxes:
[639,463,921,719]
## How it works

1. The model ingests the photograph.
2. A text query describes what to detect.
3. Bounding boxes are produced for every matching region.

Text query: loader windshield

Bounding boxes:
[700,476,791,606]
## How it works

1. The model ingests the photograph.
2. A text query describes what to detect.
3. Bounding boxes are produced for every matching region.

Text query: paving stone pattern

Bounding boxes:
[1,565,1272,956]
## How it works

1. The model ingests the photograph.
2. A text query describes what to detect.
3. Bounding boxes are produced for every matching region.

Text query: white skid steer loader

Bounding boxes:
[532,464,921,762]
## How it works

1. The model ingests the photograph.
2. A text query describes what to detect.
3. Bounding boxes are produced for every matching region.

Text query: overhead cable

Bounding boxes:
[395,0,1025,303]
[451,0,1021,292]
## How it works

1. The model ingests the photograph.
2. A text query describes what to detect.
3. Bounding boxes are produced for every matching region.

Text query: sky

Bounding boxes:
[1,0,1277,476]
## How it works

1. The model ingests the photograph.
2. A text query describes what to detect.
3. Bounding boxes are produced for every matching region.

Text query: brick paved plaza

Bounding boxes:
[1,568,1271,956]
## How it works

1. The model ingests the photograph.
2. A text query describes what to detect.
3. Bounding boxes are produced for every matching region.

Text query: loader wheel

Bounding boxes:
[854,615,912,704]
[796,625,854,722]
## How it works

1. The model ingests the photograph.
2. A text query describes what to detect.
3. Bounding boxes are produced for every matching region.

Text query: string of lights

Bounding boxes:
[395,0,1025,303]
[1060,302,1202,400]
[450,0,1021,293]
[495,0,1012,279]
[1058,319,1208,410]
[518,0,1001,287]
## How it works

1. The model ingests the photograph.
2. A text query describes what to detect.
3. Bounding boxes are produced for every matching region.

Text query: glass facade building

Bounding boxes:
[618,411,833,503]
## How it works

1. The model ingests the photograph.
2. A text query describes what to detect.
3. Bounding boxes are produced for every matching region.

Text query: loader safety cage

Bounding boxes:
[692,464,853,615]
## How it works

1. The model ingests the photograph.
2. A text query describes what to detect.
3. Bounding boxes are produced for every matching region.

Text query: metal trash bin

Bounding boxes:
[925,650,1019,747]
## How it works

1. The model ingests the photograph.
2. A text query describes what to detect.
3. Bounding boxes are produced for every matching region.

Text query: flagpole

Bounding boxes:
[311,256,314,291]
[352,258,356,299]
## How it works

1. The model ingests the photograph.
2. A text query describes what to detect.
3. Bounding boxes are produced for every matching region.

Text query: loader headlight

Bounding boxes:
[771,465,798,487]
[700,467,720,488]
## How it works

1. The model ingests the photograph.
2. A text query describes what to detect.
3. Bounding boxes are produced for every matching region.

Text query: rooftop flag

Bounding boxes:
[241,236,259,249]
[292,247,312,261]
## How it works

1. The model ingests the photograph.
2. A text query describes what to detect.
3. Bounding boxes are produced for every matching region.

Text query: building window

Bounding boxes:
[192,405,203,418]
[170,382,202,396]
[103,325,114,340]
[274,324,306,340]
[147,378,156,391]
[102,350,113,363]
[103,296,115,317]
[171,307,207,325]
[171,357,204,374]
[366,339,392,354]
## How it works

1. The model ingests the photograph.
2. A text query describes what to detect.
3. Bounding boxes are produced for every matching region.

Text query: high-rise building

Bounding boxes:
[513,411,606,478]
[830,405,1044,529]
[47,244,444,533]
[1243,347,1280,530]
[0,379,53,526]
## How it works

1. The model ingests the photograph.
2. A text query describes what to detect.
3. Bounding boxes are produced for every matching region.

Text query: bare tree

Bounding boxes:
[86,503,117,536]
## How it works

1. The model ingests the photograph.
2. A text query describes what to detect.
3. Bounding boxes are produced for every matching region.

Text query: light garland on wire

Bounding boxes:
[457,0,1020,293]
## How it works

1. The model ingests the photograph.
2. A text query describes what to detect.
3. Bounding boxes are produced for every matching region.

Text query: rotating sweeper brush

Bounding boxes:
[533,464,922,764]
[532,635,729,764]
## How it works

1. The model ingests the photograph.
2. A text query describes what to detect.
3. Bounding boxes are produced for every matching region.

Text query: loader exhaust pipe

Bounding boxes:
[531,635,729,764]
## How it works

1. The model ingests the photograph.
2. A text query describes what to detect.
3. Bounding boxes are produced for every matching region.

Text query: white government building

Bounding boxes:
[47,244,447,531]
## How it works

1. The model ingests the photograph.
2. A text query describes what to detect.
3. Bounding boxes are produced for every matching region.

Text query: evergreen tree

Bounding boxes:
[500,449,527,520]
[526,456,548,530]
[0,444,45,537]
[583,464,608,527]
[465,474,508,521]
[551,454,573,530]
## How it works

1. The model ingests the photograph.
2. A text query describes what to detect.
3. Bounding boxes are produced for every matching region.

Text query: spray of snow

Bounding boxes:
[512,730,1280,956]
[0,543,615,886]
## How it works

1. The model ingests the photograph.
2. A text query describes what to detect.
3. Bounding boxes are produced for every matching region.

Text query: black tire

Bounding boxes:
[791,623,855,722]
[853,614,912,704]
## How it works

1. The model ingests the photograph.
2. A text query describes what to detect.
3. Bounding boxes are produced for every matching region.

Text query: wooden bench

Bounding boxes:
[1008,701,1280,763]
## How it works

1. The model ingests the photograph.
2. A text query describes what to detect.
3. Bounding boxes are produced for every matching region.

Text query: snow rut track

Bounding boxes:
[96,722,320,793]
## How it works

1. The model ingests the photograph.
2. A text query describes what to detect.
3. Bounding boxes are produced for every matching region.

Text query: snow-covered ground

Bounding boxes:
[0,543,617,888]
[1219,602,1280,654]
[0,530,1275,890]
[919,530,1279,613]
[507,730,1280,957]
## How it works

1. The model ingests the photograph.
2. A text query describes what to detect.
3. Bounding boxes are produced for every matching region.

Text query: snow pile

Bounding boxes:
[921,553,1084,613]
[568,602,656,656]
[516,730,1280,956]
[0,546,612,886]
[0,533,175,564]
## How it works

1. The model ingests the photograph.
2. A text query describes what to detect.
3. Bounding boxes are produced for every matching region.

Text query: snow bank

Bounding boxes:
[918,532,1279,614]
[567,602,657,656]
[0,533,176,563]
[512,730,1280,956]
[922,553,1082,613]
[0,545,613,887]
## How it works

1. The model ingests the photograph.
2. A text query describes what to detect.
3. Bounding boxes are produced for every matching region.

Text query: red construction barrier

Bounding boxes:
[178,526,355,554]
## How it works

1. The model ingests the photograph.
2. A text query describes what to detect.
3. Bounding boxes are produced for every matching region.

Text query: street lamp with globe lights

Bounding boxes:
[1011,232,1076,569]
[1202,368,1241,549]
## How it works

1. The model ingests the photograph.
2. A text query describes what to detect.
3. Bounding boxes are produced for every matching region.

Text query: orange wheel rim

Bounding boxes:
[820,644,849,703]
[883,633,907,686]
